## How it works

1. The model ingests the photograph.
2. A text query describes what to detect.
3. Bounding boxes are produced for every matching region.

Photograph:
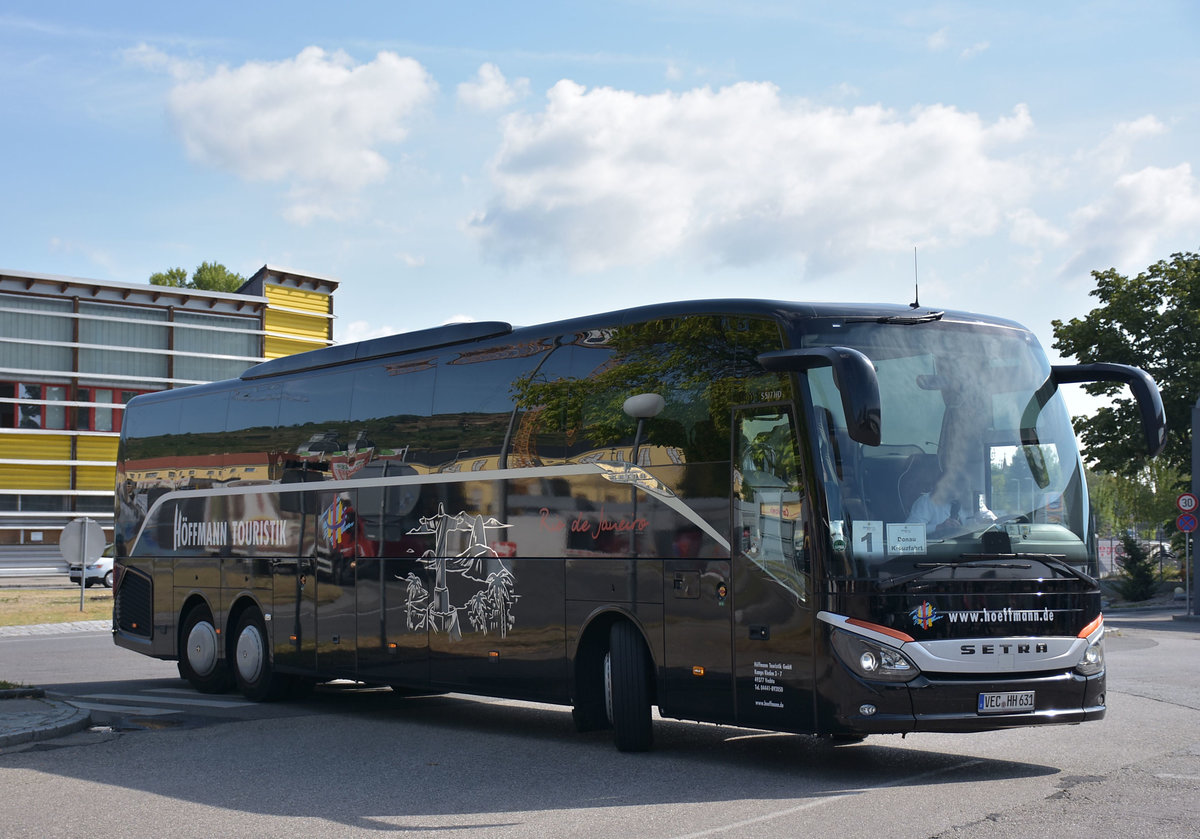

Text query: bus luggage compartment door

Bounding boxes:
[662,558,735,724]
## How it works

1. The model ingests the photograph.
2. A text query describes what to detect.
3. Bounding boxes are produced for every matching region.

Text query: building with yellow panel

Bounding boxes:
[0,265,337,556]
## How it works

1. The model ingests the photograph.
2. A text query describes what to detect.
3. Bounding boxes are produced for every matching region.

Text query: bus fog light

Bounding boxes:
[859,704,877,716]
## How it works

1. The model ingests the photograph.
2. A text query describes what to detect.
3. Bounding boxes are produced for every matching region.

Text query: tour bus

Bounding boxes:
[112,299,1166,751]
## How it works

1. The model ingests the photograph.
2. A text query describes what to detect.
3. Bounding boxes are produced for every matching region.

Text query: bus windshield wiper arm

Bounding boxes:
[841,311,945,325]
[875,311,944,324]
[961,552,1092,584]
[878,559,1032,591]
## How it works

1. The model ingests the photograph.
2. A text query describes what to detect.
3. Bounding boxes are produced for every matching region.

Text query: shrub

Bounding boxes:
[1113,536,1158,602]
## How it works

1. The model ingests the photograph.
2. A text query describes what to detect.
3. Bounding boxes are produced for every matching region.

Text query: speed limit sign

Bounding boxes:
[1179,493,1199,514]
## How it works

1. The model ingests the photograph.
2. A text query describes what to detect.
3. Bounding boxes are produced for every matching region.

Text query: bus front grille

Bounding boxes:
[115,570,153,638]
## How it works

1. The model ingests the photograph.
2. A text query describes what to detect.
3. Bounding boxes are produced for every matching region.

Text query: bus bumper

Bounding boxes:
[826,668,1106,734]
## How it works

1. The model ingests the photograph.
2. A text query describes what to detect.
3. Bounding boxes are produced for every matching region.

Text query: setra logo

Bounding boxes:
[909,601,944,630]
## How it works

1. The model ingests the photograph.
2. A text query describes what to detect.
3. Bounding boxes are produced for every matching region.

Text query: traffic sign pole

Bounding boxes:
[1177,501,1200,618]
[60,517,104,612]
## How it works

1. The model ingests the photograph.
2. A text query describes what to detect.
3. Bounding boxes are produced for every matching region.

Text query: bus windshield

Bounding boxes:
[800,318,1089,580]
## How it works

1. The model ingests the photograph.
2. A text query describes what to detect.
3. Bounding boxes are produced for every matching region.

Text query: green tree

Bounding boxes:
[1113,535,1158,602]
[1051,250,1198,482]
[191,261,245,292]
[148,267,188,287]
[149,262,246,293]
[1088,462,1182,540]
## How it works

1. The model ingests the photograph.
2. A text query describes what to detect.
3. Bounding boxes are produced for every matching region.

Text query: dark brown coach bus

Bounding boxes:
[112,299,1165,751]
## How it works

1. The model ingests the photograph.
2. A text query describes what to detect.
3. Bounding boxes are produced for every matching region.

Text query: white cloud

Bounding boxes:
[1083,115,1167,174]
[960,41,990,59]
[1064,163,1200,277]
[1008,208,1067,250]
[927,28,950,51]
[457,63,529,111]
[122,42,203,81]
[164,47,436,219]
[336,319,397,343]
[469,80,1037,273]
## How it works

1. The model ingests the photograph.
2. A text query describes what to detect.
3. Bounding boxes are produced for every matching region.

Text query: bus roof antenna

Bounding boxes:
[910,246,920,309]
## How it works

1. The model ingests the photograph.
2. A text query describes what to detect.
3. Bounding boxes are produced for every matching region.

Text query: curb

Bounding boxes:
[0,693,93,749]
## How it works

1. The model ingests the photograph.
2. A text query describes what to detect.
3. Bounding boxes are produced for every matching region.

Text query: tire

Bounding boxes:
[232,608,289,702]
[178,606,234,694]
[571,640,611,733]
[606,621,653,752]
[102,570,114,589]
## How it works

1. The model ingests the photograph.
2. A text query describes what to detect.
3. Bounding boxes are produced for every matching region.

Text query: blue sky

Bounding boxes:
[2,2,1197,388]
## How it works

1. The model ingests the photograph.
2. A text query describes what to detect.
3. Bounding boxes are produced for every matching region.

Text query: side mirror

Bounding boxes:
[1051,363,1167,457]
[757,347,881,446]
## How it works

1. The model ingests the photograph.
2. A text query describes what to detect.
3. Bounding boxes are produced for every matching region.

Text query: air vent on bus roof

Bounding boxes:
[241,321,514,380]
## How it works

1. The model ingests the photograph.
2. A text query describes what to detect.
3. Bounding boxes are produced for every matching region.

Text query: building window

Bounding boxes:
[0,381,132,430]
[18,384,43,428]
[0,382,13,427]
[73,386,150,432]
[78,302,169,379]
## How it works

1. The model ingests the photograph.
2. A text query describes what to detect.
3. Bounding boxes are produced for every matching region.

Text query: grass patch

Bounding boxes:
[0,589,112,627]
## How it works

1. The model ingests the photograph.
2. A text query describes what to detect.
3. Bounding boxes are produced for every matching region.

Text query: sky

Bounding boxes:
[2,2,1198,407]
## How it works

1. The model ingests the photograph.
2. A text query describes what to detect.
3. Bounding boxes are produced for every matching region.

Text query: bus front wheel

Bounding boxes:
[178,606,233,694]
[606,621,653,752]
[232,608,288,702]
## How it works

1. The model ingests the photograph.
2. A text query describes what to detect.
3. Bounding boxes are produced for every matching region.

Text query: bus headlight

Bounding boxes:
[831,629,919,683]
[1075,637,1105,676]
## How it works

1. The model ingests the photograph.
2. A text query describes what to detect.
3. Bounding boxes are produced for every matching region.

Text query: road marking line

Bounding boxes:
[669,758,985,839]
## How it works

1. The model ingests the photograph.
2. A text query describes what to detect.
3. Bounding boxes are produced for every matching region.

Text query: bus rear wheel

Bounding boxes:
[606,621,653,752]
[232,608,288,702]
[178,606,233,694]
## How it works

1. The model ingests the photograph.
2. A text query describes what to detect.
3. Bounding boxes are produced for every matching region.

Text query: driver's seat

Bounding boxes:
[897,454,941,519]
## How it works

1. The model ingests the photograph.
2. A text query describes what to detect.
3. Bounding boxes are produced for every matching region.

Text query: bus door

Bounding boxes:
[731,405,816,732]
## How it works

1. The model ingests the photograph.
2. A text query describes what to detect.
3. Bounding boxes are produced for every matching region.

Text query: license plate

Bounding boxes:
[977,690,1035,714]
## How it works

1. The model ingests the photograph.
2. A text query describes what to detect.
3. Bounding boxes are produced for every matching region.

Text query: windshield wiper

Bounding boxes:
[879,558,1032,591]
[960,552,1094,585]
[842,311,945,326]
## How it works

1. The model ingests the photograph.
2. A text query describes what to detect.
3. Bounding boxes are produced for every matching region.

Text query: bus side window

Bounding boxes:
[734,407,808,601]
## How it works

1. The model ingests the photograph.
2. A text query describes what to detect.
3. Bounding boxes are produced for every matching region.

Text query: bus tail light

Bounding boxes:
[831,629,919,683]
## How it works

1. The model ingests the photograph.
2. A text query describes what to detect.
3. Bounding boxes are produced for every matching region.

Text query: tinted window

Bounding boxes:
[280,371,354,476]
[533,316,786,466]
[432,341,551,471]
[122,396,182,461]
[350,357,436,469]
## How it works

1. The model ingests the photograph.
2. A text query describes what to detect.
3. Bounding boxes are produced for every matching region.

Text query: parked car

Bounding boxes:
[68,546,114,588]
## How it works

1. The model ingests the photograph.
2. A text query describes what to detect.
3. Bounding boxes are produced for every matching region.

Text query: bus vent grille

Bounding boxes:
[116,570,153,638]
